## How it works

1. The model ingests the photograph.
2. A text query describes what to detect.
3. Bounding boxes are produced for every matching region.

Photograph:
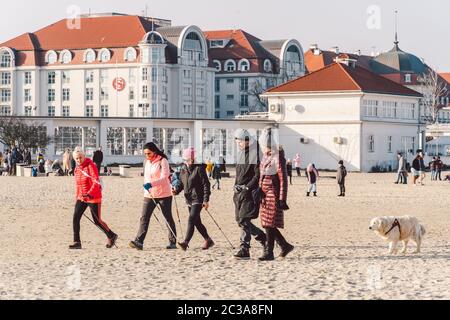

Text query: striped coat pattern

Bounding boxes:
[259,150,288,229]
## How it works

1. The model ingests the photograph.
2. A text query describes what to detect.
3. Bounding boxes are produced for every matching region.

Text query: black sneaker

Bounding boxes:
[69,242,82,250]
[258,251,275,261]
[178,242,189,251]
[106,233,118,249]
[234,248,250,260]
[129,240,143,251]
[166,243,177,250]
[279,244,295,258]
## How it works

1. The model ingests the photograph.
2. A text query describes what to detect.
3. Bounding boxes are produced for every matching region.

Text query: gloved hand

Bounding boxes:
[278,200,290,211]
[82,194,93,201]
[234,185,248,193]
[143,183,152,191]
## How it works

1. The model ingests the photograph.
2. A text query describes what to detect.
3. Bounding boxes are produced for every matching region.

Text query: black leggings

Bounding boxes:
[184,204,210,244]
[136,197,176,244]
[73,200,114,242]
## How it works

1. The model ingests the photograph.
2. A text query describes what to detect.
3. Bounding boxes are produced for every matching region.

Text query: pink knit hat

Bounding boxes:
[182,147,196,161]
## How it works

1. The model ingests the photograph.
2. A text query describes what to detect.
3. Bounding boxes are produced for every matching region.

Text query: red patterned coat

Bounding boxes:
[259,149,288,228]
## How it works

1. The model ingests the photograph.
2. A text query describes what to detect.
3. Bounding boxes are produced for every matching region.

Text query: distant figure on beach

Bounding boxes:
[93,147,104,176]
[436,156,443,181]
[23,148,31,166]
[411,153,421,185]
[129,142,177,251]
[211,162,222,190]
[172,147,214,251]
[286,159,293,185]
[306,163,319,197]
[337,160,347,197]
[233,129,266,260]
[395,153,407,184]
[412,150,425,186]
[44,159,52,176]
[205,159,213,178]
[10,147,20,176]
[69,147,118,250]
[257,128,294,261]
[429,157,437,181]
[294,153,301,177]
[63,149,73,176]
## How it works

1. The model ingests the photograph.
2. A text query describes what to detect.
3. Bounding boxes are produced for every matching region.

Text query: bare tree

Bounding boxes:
[248,79,269,112]
[0,116,52,151]
[418,68,449,124]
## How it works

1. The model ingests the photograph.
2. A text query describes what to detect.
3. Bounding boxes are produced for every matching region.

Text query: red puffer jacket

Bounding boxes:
[74,158,102,203]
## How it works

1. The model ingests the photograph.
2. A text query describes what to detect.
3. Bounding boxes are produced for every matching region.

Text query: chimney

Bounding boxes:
[354,50,361,56]
[310,44,321,56]
[331,46,340,55]
[336,58,357,68]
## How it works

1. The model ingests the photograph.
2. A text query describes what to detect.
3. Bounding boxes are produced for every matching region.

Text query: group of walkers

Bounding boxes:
[0,147,32,176]
[396,149,445,186]
[69,127,295,261]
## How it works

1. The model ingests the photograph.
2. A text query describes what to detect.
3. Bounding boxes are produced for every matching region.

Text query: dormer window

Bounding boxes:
[213,60,221,71]
[45,50,58,65]
[225,60,236,72]
[60,50,72,64]
[405,74,412,83]
[99,49,111,63]
[238,59,250,72]
[124,47,137,62]
[264,59,272,73]
[210,40,224,48]
[84,49,96,63]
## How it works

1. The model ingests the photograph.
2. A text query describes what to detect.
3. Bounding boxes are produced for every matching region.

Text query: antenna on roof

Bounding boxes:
[394,10,399,48]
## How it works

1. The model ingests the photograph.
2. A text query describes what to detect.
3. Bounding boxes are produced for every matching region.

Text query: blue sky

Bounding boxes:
[1,0,449,70]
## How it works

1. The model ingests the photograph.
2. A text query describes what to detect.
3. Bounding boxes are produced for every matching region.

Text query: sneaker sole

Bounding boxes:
[234,256,251,260]
[129,242,143,251]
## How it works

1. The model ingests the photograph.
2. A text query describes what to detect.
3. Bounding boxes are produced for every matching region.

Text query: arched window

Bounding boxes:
[84,49,96,63]
[60,50,72,64]
[183,31,204,62]
[213,60,221,71]
[124,47,137,62]
[264,59,272,72]
[238,59,250,72]
[285,45,303,77]
[225,60,236,72]
[0,50,13,68]
[143,31,164,44]
[99,49,111,63]
[45,50,58,65]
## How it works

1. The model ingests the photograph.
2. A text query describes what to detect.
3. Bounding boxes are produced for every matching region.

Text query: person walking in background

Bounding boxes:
[257,129,294,261]
[23,148,31,166]
[233,129,267,260]
[436,156,443,181]
[395,153,407,184]
[205,159,214,178]
[172,147,214,251]
[286,159,293,185]
[306,163,319,197]
[429,157,437,181]
[418,150,426,186]
[337,160,347,197]
[10,147,20,176]
[63,149,73,176]
[92,147,104,176]
[211,162,222,190]
[294,153,301,177]
[45,159,53,176]
[70,147,118,250]
[411,153,421,185]
[129,142,177,251]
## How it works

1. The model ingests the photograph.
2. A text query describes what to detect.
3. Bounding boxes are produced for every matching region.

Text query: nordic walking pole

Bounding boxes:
[173,195,184,240]
[205,208,235,250]
[82,213,118,248]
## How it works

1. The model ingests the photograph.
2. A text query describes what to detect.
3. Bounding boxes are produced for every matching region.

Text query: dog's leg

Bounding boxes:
[414,239,421,254]
[388,241,398,255]
[401,240,408,254]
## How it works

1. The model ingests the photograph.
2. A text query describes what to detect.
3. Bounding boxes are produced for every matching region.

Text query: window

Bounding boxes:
[213,60,221,71]
[382,101,397,118]
[142,86,148,99]
[129,87,135,100]
[62,88,70,101]
[226,78,234,84]
[152,85,158,100]
[183,87,192,97]
[101,87,109,100]
[264,59,272,72]
[210,40,224,48]
[1,72,11,85]
[240,78,248,91]
[24,106,32,116]
[62,106,70,117]
[151,67,158,82]
[182,104,191,114]
[162,104,168,117]
[197,71,204,80]
[1,89,11,102]
[84,49,96,63]
[196,87,204,97]
[363,100,378,117]
[129,69,136,83]
[24,89,32,102]
[0,105,11,115]
[45,51,57,65]
[405,74,412,83]
[238,59,250,72]
[162,68,168,83]
[240,94,249,107]
[368,135,375,153]
[85,88,94,101]
[197,105,204,114]
[151,48,160,63]
[47,106,55,117]
[215,95,220,108]
[60,50,72,64]
[140,103,150,117]
[54,127,97,156]
[129,105,134,117]
[85,105,94,117]
[225,60,236,72]
[85,70,94,83]
[387,136,393,153]
[24,72,32,85]
[227,111,235,117]
[101,105,109,117]
[151,103,157,117]
[125,128,147,155]
[62,71,70,84]
[183,70,191,79]
[125,48,137,62]
[226,94,234,100]
[100,70,108,83]
[48,72,56,84]
[99,49,111,63]
[215,79,220,92]
[142,68,148,81]
[107,128,124,155]
[47,89,55,102]
[215,111,220,118]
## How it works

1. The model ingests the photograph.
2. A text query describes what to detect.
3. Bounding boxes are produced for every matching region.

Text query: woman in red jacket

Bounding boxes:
[69,148,118,250]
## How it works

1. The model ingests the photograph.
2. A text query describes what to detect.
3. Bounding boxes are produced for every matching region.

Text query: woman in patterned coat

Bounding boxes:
[258,129,294,261]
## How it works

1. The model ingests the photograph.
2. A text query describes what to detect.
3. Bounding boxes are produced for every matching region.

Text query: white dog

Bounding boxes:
[369,216,426,254]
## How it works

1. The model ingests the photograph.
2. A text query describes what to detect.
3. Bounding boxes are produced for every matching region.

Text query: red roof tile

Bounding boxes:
[266,62,422,97]
[304,49,373,73]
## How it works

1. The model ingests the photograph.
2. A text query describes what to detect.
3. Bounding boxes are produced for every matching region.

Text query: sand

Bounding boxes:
[0,169,450,300]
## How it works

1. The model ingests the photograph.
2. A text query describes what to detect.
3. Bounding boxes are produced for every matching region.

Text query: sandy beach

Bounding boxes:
[0,170,449,300]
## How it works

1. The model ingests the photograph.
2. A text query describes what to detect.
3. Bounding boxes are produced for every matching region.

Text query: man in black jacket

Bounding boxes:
[92,147,103,174]
[233,129,266,259]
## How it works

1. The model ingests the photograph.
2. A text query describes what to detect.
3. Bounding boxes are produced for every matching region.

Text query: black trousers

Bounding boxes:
[265,227,289,253]
[296,168,301,176]
[238,218,266,249]
[94,162,101,175]
[339,183,346,195]
[136,197,176,245]
[73,200,114,242]
[184,204,210,244]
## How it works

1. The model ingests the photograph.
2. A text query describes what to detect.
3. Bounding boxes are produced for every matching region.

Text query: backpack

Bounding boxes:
[31,167,38,177]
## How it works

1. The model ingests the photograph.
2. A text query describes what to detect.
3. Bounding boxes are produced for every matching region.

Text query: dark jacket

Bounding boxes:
[23,151,32,165]
[212,164,222,180]
[93,150,103,164]
[419,158,426,171]
[286,163,293,177]
[175,163,211,205]
[234,140,261,221]
[337,165,347,184]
